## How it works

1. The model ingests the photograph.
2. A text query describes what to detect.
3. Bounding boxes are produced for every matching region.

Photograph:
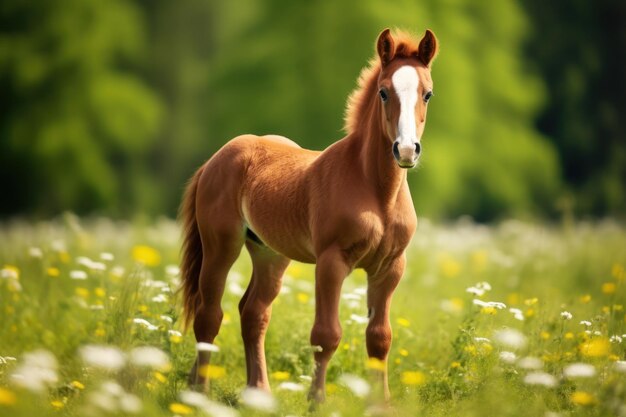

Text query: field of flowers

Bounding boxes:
[1,214,625,417]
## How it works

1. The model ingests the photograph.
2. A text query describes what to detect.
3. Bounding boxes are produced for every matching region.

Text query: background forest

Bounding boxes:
[1,0,624,221]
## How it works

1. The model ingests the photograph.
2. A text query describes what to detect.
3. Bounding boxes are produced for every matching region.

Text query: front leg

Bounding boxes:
[308,247,351,403]
[366,255,405,402]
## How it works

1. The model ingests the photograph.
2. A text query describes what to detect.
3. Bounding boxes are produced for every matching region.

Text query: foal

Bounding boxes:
[180,28,438,402]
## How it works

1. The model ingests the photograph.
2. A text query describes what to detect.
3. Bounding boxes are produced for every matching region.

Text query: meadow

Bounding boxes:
[1,214,625,417]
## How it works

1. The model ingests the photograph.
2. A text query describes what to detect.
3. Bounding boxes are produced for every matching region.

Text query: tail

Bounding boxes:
[179,165,205,329]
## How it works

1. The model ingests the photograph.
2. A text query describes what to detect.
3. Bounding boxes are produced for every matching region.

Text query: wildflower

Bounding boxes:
[493,328,528,350]
[610,335,622,344]
[132,245,161,266]
[50,399,64,409]
[179,390,239,417]
[119,393,142,413]
[129,347,170,371]
[76,256,106,271]
[197,342,219,353]
[29,247,43,258]
[350,314,369,324]
[151,294,168,303]
[339,374,371,397]
[165,265,180,277]
[440,256,461,278]
[401,371,426,385]
[100,252,114,261]
[614,361,626,373]
[450,361,462,368]
[132,318,158,331]
[399,348,409,357]
[396,317,411,327]
[474,337,491,343]
[1,265,19,280]
[579,320,592,327]
[168,330,183,343]
[499,351,517,364]
[10,349,58,393]
[523,372,557,388]
[270,371,290,381]
[75,287,90,298]
[579,294,591,303]
[366,358,386,371]
[560,311,573,320]
[565,332,575,340]
[563,363,596,378]
[79,345,125,371]
[69,270,87,280]
[297,292,309,304]
[70,380,85,390]
[440,297,464,313]
[466,282,492,297]
[579,337,610,357]
[169,403,193,415]
[540,331,551,340]
[524,297,538,306]
[0,387,17,405]
[198,365,225,379]
[518,356,543,370]
[509,308,524,321]
[602,282,616,294]
[47,267,60,277]
[278,382,305,391]
[570,391,595,406]
[240,387,277,412]
[473,299,506,309]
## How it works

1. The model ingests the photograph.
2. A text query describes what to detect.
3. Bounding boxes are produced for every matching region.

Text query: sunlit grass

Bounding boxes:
[0,215,625,416]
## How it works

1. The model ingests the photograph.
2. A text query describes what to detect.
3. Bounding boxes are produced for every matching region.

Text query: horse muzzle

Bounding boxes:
[392,141,421,168]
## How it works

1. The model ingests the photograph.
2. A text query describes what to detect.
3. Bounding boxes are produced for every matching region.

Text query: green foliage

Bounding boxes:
[0,0,622,219]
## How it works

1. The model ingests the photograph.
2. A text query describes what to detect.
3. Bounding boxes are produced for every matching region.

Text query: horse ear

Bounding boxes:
[417,29,438,67]
[377,28,395,67]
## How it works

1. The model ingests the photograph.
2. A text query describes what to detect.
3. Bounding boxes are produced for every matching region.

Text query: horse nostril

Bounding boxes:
[392,142,400,160]
[414,142,421,155]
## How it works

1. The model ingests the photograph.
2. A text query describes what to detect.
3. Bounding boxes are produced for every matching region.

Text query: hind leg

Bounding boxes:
[240,240,290,390]
[189,226,244,391]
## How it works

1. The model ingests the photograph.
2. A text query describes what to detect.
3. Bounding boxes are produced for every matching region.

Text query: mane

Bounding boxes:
[343,30,423,135]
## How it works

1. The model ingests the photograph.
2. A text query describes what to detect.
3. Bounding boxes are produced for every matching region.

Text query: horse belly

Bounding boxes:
[242,194,315,263]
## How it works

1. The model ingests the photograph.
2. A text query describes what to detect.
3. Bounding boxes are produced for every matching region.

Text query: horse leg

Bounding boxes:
[308,248,350,403]
[366,255,405,402]
[240,241,290,390]
[189,227,244,391]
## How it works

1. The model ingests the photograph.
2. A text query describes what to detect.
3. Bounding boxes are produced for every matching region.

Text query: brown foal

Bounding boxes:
[180,28,438,402]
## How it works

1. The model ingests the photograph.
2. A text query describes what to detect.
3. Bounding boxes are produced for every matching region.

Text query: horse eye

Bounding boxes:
[379,89,388,102]
[424,91,433,103]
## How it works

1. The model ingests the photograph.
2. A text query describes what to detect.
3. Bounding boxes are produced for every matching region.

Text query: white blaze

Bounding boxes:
[391,66,420,148]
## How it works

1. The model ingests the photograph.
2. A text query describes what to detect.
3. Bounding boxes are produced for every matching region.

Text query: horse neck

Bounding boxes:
[353,89,407,208]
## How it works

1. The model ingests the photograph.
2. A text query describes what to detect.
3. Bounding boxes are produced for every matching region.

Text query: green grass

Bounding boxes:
[1,214,625,416]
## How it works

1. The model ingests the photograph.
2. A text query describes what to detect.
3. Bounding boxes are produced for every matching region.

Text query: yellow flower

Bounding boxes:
[326,383,338,394]
[132,245,161,267]
[570,391,595,406]
[342,343,350,351]
[540,331,550,340]
[153,371,167,383]
[481,307,496,315]
[399,348,409,357]
[506,293,520,306]
[396,317,411,327]
[198,365,226,379]
[564,332,574,340]
[612,263,624,281]
[71,380,85,390]
[50,400,64,409]
[296,293,309,304]
[464,345,477,356]
[580,337,610,357]
[602,306,610,314]
[579,294,592,303]
[271,371,290,381]
[95,328,106,337]
[614,304,623,311]
[451,361,461,368]
[609,354,620,361]
[75,287,90,298]
[2,265,20,278]
[439,255,461,278]
[525,308,535,318]
[59,251,70,264]
[138,304,149,313]
[524,297,538,306]
[366,358,386,371]
[47,267,60,277]
[471,250,488,272]
[94,287,106,298]
[401,371,426,385]
[0,387,17,406]
[169,403,193,415]
[169,333,183,344]
[602,282,616,294]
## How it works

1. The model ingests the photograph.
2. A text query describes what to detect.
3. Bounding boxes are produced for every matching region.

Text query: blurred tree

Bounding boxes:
[0,0,162,216]
[521,0,626,217]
